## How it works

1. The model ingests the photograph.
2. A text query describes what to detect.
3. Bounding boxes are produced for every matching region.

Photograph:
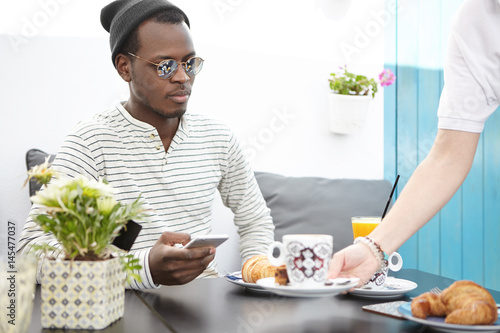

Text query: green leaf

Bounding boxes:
[329,66,378,98]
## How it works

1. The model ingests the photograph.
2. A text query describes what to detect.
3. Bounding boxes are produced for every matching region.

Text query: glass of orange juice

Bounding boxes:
[351,216,381,239]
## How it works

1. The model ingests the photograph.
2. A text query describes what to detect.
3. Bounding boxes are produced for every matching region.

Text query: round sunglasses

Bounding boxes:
[127,52,204,79]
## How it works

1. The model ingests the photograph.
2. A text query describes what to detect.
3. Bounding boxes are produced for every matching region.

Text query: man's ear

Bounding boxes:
[115,53,132,82]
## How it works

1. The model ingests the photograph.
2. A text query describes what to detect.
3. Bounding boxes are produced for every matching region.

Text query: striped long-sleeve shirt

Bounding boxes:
[17,103,275,289]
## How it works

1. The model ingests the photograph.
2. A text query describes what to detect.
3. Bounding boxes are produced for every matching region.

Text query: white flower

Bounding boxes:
[24,156,58,188]
[97,197,117,215]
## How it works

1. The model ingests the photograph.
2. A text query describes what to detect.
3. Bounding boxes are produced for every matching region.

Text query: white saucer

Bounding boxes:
[349,277,418,298]
[256,277,359,298]
[398,302,500,333]
[223,271,267,292]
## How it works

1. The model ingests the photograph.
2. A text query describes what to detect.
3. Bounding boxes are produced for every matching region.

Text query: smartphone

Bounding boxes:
[183,234,229,249]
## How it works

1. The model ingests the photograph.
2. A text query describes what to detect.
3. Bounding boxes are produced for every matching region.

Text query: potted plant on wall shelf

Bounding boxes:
[25,158,148,330]
[328,66,396,134]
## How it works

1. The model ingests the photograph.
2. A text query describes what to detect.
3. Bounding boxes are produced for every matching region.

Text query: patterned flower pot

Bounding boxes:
[40,257,125,329]
[328,93,372,134]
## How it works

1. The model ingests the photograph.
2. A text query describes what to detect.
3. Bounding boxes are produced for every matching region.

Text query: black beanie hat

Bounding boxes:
[101,0,190,67]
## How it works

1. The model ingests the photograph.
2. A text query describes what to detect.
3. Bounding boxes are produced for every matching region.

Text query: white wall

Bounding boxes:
[0,0,391,246]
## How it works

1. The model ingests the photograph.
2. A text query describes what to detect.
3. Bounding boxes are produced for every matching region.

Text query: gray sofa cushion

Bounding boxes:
[254,172,392,253]
[26,148,56,197]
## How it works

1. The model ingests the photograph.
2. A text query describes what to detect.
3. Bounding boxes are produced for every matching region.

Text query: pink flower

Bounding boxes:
[379,69,396,87]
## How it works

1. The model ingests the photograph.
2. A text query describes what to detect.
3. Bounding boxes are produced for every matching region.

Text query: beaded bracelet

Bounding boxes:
[354,236,389,272]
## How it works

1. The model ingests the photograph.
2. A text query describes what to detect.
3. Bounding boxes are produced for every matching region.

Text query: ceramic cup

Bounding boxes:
[267,234,333,288]
[363,252,403,289]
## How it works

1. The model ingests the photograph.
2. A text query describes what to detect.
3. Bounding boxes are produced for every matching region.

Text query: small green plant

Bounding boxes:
[26,157,148,282]
[329,66,395,98]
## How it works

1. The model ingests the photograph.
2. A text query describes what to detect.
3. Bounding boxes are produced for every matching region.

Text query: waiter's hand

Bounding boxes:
[328,243,379,287]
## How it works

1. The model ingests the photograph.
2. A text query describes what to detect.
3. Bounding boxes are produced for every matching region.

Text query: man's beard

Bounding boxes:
[140,95,187,119]
[150,104,186,119]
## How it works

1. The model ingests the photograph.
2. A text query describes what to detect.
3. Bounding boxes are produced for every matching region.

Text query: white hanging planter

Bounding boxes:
[328,93,372,134]
[40,257,125,330]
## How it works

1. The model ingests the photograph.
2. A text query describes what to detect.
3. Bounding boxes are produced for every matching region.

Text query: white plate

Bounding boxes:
[398,302,500,333]
[224,271,267,292]
[349,277,418,298]
[256,277,359,298]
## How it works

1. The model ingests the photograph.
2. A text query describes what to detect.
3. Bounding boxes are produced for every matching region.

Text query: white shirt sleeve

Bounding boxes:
[437,0,500,133]
[217,131,275,264]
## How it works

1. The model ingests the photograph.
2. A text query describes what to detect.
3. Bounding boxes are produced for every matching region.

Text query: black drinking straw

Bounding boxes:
[381,175,400,219]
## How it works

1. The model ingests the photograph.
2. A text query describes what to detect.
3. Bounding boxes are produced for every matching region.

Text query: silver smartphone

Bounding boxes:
[183,234,229,249]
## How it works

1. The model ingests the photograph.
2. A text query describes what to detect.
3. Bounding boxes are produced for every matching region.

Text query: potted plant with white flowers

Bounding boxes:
[25,158,148,330]
[328,66,396,134]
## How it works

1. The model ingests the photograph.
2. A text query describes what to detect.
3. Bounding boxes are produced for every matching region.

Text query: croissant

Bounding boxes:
[440,280,498,325]
[411,292,447,319]
[242,255,277,283]
[411,280,498,325]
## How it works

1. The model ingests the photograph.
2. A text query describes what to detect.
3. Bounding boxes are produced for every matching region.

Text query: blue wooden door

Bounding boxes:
[384,0,500,290]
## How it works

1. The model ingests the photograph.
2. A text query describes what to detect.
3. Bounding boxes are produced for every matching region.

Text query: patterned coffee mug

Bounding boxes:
[267,234,333,288]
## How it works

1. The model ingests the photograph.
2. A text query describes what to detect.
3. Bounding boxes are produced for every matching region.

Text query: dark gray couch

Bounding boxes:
[254,172,392,253]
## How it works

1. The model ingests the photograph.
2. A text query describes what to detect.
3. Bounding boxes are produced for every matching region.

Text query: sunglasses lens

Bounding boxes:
[185,57,204,76]
[157,59,177,79]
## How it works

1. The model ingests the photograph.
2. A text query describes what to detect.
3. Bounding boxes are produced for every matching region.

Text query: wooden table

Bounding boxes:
[27,269,500,332]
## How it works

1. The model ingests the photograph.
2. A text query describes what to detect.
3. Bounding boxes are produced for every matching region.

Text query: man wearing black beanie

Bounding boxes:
[18,0,275,289]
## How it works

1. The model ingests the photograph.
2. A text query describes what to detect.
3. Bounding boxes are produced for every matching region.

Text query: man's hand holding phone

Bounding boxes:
[148,232,228,285]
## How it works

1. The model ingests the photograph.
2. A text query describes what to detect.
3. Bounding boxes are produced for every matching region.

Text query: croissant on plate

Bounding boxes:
[241,255,277,283]
[411,280,498,325]
[411,292,447,319]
